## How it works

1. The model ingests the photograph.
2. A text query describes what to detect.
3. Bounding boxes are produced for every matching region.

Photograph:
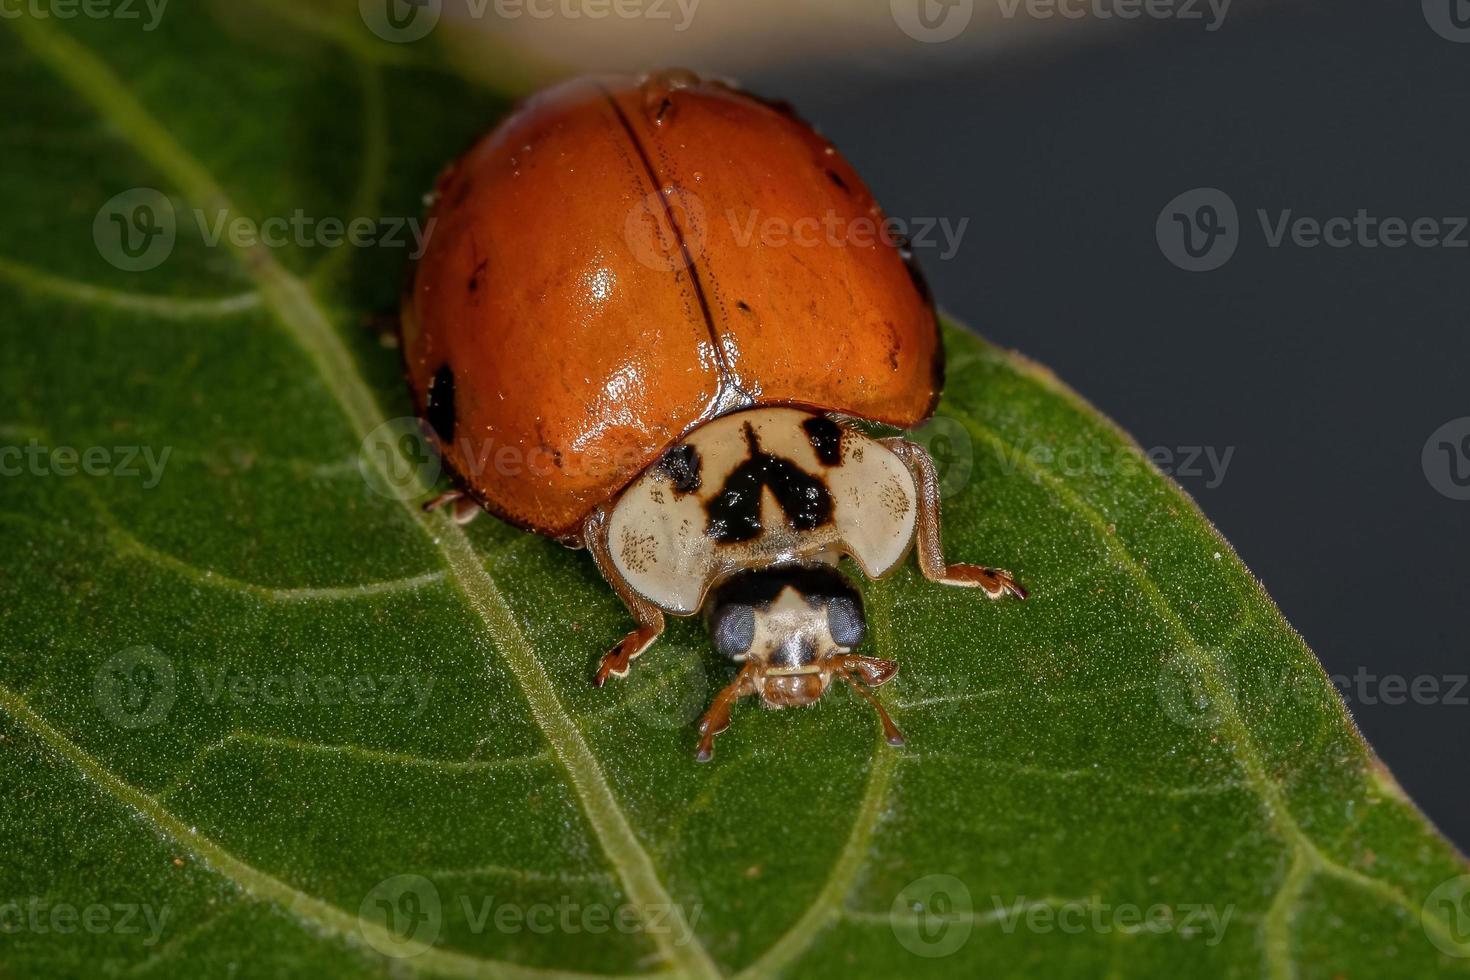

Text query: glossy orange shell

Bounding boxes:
[402,71,941,542]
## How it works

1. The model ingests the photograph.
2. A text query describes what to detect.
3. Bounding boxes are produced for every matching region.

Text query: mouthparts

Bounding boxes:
[761,664,825,677]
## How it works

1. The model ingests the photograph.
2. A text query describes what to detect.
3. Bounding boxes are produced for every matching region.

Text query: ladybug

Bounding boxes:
[402,69,1026,761]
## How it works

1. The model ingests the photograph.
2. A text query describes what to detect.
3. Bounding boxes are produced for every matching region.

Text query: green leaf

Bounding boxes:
[1,8,1466,979]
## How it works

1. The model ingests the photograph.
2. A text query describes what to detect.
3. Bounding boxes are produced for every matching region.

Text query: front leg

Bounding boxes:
[695,663,759,762]
[883,438,1028,600]
[584,506,666,686]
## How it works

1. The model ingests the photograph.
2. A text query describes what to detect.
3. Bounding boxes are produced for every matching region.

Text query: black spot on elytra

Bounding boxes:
[736,300,752,314]
[468,258,489,293]
[705,423,832,544]
[825,169,849,192]
[802,417,843,466]
[426,364,457,443]
[657,444,702,495]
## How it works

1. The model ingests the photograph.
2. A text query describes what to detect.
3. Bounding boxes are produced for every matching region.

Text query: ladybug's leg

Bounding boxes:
[837,654,900,688]
[424,490,482,525]
[882,438,1027,600]
[835,665,906,747]
[584,507,666,687]
[695,662,759,762]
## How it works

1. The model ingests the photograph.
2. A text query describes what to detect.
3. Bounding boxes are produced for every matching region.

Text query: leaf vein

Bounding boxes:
[7,17,718,978]
[0,254,261,319]
[949,389,1465,975]
[0,683,652,980]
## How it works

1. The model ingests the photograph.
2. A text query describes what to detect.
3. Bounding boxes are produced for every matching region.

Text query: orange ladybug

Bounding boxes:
[402,70,1026,761]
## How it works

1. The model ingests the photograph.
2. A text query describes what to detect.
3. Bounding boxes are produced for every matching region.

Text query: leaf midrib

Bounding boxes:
[8,15,719,980]
[9,13,1463,980]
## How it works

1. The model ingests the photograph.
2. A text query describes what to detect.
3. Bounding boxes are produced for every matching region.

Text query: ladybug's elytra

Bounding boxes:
[402,69,1026,760]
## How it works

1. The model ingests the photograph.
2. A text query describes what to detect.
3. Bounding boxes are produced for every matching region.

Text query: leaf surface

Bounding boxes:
[1,8,1467,979]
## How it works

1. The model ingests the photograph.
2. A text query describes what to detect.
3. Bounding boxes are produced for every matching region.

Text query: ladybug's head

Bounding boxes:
[699,565,903,756]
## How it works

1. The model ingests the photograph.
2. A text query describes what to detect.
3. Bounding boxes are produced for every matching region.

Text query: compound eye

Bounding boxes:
[826,595,866,649]
[710,603,756,659]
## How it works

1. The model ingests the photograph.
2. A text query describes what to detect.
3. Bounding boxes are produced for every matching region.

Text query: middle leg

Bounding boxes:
[883,437,1027,599]
[584,506,667,686]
